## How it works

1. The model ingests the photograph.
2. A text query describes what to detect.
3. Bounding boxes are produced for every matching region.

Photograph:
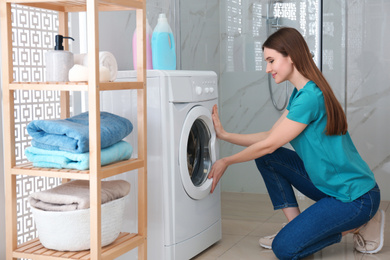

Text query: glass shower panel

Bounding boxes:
[266,1,321,110]
[222,0,321,111]
[222,0,321,73]
[322,0,346,110]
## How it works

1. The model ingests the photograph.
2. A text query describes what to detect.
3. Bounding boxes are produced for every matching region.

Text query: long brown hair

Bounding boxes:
[263,27,347,136]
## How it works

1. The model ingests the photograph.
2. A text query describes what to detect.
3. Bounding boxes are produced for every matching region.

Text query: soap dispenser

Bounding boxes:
[46,35,75,82]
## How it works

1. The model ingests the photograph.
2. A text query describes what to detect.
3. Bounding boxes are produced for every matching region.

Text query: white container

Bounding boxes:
[45,35,74,82]
[30,196,126,251]
[132,18,153,70]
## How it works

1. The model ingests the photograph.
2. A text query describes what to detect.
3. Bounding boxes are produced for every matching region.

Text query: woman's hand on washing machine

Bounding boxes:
[212,105,227,140]
[208,158,229,193]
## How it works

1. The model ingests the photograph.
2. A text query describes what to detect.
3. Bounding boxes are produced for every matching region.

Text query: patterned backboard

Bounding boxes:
[10,4,64,246]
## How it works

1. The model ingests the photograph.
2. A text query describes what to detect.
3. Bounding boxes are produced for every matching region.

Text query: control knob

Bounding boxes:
[195,86,202,95]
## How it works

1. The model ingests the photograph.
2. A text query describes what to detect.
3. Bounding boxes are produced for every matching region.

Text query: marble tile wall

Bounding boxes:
[318,0,390,200]
[95,0,390,199]
[179,0,220,71]
[343,0,390,199]
[218,0,390,200]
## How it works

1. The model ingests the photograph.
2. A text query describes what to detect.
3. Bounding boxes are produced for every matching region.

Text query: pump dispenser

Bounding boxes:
[46,35,75,82]
[151,13,176,70]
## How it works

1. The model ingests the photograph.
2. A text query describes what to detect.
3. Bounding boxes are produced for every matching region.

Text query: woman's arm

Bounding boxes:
[212,105,289,147]
[208,115,307,193]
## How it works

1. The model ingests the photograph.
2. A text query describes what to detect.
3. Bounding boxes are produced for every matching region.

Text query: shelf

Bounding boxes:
[2,0,147,258]
[7,0,144,12]
[12,158,145,179]
[9,81,143,91]
[13,232,144,260]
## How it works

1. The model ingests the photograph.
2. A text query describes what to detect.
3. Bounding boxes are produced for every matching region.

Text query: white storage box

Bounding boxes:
[30,196,126,251]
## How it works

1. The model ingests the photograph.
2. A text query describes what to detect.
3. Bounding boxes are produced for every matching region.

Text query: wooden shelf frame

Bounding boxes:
[8,81,144,91]
[5,0,144,12]
[12,158,145,180]
[14,233,144,260]
[0,0,148,259]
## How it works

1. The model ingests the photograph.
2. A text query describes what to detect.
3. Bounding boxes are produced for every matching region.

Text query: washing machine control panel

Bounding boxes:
[166,72,218,102]
[191,77,218,101]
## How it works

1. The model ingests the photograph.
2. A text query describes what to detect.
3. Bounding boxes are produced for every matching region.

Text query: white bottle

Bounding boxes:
[46,35,74,82]
[132,19,153,70]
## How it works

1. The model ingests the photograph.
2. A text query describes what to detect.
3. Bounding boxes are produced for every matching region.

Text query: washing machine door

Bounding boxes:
[179,105,216,200]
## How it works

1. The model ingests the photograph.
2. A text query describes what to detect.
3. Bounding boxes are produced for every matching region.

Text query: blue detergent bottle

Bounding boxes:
[151,13,176,70]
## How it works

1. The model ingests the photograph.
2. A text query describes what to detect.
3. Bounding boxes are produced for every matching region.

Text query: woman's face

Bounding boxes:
[264,47,294,84]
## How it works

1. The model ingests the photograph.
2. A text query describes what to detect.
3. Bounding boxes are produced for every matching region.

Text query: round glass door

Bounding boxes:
[179,106,216,200]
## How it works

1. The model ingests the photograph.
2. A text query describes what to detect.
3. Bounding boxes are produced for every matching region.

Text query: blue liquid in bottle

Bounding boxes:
[151,14,176,70]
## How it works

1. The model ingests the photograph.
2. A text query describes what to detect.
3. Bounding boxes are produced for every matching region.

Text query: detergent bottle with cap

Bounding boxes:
[132,19,153,70]
[45,35,74,82]
[151,13,176,70]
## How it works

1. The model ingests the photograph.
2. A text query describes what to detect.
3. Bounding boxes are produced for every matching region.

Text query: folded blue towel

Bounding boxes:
[27,111,133,153]
[25,140,133,170]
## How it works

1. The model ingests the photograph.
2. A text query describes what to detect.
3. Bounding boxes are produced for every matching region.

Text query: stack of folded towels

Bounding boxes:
[29,179,130,211]
[25,111,133,170]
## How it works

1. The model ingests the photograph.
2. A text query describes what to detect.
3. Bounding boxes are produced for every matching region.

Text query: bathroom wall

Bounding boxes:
[343,0,390,199]
[96,0,390,200]
[97,0,220,72]
[219,0,390,200]
[179,0,220,71]
[315,0,390,200]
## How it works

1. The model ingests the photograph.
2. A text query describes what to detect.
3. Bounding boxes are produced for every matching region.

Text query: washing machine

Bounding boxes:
[108,70,221,260]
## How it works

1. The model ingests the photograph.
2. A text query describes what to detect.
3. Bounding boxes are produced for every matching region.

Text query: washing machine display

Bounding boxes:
[179,106,216,200]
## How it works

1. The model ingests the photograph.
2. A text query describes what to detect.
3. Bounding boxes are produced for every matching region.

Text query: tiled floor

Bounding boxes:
[192,192,390,260]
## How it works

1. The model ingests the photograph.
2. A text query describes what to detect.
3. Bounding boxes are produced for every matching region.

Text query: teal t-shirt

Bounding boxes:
[286,81,376,202]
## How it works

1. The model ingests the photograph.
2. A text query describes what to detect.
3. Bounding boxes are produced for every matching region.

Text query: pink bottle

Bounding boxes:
[132,19,153,70]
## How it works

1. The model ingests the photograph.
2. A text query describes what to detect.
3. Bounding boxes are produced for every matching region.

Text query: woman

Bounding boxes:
[208,27,385,259]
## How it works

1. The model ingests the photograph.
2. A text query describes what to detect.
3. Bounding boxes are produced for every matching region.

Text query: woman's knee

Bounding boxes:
[255,147,286,168]
[272,234,297,260]
[254,156,266,168]
[254,153,272,170]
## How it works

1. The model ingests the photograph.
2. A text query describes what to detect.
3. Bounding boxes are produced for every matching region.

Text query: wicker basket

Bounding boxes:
[30,196,126,251]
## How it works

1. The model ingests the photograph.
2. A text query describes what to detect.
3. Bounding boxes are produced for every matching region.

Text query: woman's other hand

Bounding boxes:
[208,158,228,193]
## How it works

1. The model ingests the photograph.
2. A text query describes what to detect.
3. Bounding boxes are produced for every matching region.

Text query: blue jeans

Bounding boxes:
[255,147,380,260]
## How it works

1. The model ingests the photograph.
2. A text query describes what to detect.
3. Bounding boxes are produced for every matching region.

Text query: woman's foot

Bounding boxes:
[354,209,385,254]
[259,223,286,249]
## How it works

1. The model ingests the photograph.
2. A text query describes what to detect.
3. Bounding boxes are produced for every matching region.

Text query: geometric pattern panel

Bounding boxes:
[274,2,297,20]
[12,4,58,82]
[11,4,63,247]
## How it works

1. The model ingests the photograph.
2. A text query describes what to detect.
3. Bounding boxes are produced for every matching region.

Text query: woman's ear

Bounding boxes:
[288,56,293,64]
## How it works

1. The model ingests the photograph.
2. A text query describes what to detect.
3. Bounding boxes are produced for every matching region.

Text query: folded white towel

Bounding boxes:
[68,64,111,82]
[73,53,85,65]
[74,51,118,81]
[29,179,130,211]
